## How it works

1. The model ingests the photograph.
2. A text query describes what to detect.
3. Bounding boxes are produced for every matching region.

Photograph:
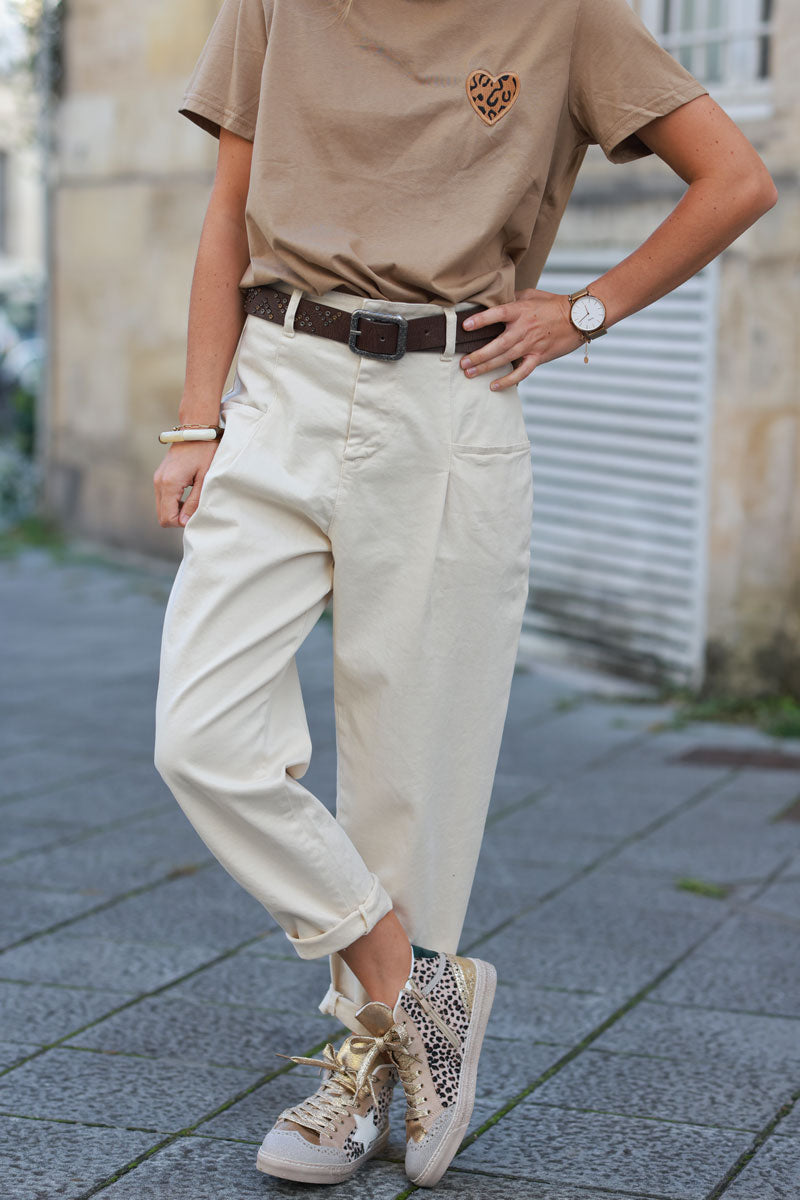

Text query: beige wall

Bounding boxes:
[45,0,220,557]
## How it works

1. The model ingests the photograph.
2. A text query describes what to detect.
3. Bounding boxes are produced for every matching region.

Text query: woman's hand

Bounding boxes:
[153,441,219,528]
[460,289,586,390]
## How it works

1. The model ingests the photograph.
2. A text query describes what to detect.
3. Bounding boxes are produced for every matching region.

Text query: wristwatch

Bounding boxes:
[568,286,607,342]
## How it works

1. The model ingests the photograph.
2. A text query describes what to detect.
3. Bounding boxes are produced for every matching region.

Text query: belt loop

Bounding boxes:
[440,306,457,363]
[282,287,303,337]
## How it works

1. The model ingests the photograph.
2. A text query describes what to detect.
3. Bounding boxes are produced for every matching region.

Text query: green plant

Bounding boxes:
[675,877,730,900]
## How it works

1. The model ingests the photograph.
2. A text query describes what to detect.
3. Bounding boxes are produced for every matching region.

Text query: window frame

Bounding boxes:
[638,0,775,120]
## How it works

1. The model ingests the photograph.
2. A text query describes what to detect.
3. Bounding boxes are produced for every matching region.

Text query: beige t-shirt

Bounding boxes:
[179,0,708,307]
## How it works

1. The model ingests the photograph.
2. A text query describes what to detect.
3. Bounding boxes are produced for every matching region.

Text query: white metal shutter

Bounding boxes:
[520,249,719,686]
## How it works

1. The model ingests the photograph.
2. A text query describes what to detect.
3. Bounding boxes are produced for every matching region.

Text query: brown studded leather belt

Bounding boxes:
[241,285,504,362]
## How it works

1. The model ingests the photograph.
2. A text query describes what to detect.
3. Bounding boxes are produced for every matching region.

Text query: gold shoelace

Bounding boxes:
[276,1027,413,1137]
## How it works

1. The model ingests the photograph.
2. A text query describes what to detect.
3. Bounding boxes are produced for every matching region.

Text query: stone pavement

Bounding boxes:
[1,546,800,1200]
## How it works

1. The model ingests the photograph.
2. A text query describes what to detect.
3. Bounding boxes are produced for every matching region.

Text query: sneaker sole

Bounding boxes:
[256,1123,390,1184]
[406,956,497,1188]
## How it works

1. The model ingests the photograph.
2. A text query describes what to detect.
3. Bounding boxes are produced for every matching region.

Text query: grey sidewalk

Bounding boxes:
[1,546,800,1200]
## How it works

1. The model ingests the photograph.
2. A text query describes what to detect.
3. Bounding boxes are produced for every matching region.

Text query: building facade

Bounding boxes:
[519,0,799,692]
[44,0,799,693]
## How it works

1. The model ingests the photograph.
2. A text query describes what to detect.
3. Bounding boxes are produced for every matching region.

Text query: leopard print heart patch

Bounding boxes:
[466,69,520,126]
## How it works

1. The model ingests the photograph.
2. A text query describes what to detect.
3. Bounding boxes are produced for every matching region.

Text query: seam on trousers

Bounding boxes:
[329,587,394,946]
[326,355,364,539]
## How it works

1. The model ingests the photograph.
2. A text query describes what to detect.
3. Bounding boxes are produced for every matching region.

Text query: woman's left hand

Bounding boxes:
[460,288,588,390]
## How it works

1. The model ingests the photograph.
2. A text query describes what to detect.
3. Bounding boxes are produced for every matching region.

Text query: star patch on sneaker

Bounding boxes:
[466,69,520,125]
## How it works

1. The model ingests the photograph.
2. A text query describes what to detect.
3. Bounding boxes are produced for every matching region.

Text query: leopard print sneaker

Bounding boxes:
[356,945,497,1188]
[256,1033,396,1184]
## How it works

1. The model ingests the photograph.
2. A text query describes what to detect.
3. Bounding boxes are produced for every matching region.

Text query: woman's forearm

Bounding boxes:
[178,203,251,425]
[592,171,777,331]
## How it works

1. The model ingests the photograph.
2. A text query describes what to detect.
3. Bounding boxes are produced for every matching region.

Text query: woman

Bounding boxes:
[153,0,776,1188]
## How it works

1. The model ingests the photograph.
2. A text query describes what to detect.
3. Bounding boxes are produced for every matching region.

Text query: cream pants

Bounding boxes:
[153,284,533,1035]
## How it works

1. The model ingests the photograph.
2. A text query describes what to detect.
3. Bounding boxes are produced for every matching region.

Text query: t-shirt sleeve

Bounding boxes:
[569,0,710,163]
[179,0,269,141]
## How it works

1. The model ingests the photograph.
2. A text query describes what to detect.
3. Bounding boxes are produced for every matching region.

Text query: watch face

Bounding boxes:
[571,294,606,332]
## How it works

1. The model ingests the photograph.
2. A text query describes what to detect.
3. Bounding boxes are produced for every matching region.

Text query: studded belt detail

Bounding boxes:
[241,285,504,363]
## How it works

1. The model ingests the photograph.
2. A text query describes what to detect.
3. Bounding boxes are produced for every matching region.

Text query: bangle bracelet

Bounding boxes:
[158,425,224,444]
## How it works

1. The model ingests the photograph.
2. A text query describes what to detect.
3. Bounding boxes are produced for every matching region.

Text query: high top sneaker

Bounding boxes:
[256,1033,397,1184]
[356,944,497,1188]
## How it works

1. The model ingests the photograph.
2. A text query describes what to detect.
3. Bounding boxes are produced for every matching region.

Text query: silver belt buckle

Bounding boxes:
[348,310,409,361]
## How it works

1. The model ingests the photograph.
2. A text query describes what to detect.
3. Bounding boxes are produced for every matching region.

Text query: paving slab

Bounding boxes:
[489,980,619,1044]
[721,1134,800,1199]
[0,1042,39,1070]
[439,1173,669,1200]
[530,1045,794,1131]
[0,931,218,994]
[485,927,684,1000]
[652,912,800,1018]
[0,881,102,947]
[481,805,621,867]
[0,979,137,1046]
[750,876,800,924]
[0,818,83,862]
[505,757,730,841]
[774,1100,800,1138]
[461,840,576,941]
[0,1115,156,1200]
[4,549,800,1200]
[0,747,118,803]
[62,863,275,948]
[593,999,800,1073]
[198,948,338,1016]
[0,761,174,833]
[492,703,658,789]
[473,1036,570,1109]
[95,1133,408,1199]
[64,992,341,1070]
[0,809,211,896]
[456,1103,752,1198]
[481,874,721,998]
[524,863,729,924]
[0,1046,259,1131]
[611,772,800,882]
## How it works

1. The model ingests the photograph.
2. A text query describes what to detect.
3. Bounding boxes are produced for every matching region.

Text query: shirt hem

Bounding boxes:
[601,80,710,162]
[178,93,256,142]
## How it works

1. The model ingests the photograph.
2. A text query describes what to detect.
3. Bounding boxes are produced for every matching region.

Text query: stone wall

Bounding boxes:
[45,0,220,557]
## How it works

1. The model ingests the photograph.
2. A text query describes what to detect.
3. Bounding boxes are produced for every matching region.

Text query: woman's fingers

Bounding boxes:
[153,444,217,528]
[178,473,206,526]
[462,303,510,332]
[490,355,540,391]
[460,331,517,374]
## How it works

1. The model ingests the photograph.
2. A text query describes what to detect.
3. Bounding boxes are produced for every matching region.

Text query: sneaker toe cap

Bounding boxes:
[258,1128,350,1167]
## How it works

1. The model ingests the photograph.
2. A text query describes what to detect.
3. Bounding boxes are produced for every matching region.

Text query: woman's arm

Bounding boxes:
[153,128,253,528]
[460,95,778,390]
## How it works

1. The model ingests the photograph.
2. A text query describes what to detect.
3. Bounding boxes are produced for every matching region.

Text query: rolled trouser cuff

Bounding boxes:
[284,873,394,961]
